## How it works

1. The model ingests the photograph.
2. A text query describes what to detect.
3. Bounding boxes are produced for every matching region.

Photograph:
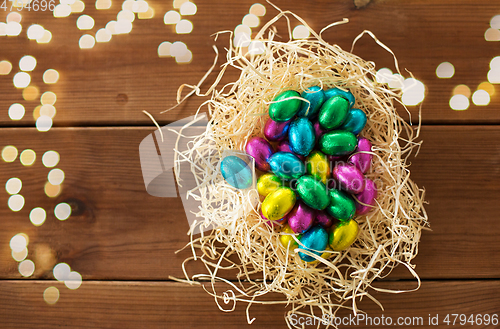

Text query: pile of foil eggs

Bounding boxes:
[220,86,377,262]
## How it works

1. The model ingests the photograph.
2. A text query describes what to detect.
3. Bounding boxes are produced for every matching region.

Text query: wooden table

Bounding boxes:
[1,0,499,328]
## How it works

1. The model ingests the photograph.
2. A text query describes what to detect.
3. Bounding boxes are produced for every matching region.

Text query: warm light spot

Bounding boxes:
[490,15,500,29]
[234,24,251,36]
[0,61,13,75]
[44,182,61,197]
[54,4,72,17]
[0,22,6,36]
[36,115,53,132]
[79,34,95,49]
[37,30,52,44]
[487,69,500,84]
[388,73,404,89]
[41,91,57,105]
[10,234,28,252]
[436,62,454,78]
[8,194,25,212]
[173,0,188,9]
[484,28,500,42]
[6,12,22,23]
[33,105,41,120]
[53,263,71,281]
[292,25,310,39]
[43,69,60,84]
[2,146,18,162]
[115,20,133,34]
[12,248,28,262]
[450,94,470,110]
[170,41,188,57]
[6,22,22,36]
[375,68,393,84]
[117,9,135,22]
[20,149,36,166]
[42,151,60,168]
[13,72,31,88]
[158,41,172,57]
[242,14,259,28]
[60,0,76,5]
[472,90,490,106]
[19,259,35,277]
[249,3,266,16]
[121,0,134,10]
[180,1,196,15]
[96,0,111,10]
[19,55,37,72]
[8,103,25,120]
[65,271,82,290]
[27,24,44,40]
[30,207,47,226]
[175,19,193,34]
[164,10,180,24]
[234,32,251,47]
[71,0,85,12]
[138,6,154,19]
[6,178,22,195]
[44,287,59,305]
[175,49,192,64]
[96,28,112,42]
[132,0,148,12]
[23,86,39,101]
[490,56,500,70]
[105,21,117,34]
[55,202,71,220]
[478,82,495,96]
[453,84,471,98]
[12,0,32,8]
[77,15,95,30]
[248,40,265,55]
[48,169,65,185]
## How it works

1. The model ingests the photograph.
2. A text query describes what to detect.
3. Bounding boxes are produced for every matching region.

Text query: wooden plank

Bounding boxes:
[0,126,499,280]
[1,0,500,126]
[0,280,498,328]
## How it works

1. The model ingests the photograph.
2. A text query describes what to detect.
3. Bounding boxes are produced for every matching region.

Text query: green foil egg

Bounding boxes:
[306,151,330,184]
[261,187,297,221]
[319,130,357,156]
[279,224,302,250]
[296,175,329,210]
[326,189,356,221]
[329,219,359,251]
[257,173,282,197]
[269,90,302,122]
[318,96,350,130]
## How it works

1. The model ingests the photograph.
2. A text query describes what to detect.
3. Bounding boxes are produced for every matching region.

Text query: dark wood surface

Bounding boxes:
[1,0,499,328]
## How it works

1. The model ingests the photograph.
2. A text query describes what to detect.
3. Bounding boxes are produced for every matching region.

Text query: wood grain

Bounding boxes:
[1,0,500,126]
[0,126,499,280]
[0,280,498,328]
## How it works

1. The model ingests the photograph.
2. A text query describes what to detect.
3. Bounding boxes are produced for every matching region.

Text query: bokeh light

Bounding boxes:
[234,24,251,36]
[55,202,71,220]
[37,30,52,44]
[48,169,65,185]
[164,10,180,24]
[138,6,154,19]
[6,22,22,36]
[117,10,135,22]
[41,91,57,105]
[96,0,111,10]
[44,182,61,198]
[249,3,266,16]
[180,1,197,15]
[292,25,310,39]
[23,86,39,101]
[0,60,13,75]
[0,22,5,36]
[175,19,193,34]
[20,149,36,166]
[175,50,192,64]
[472,89,490,106]
[2,146,18,162]
[436,62,455,78]
[173,0,188,9]
[158,41,172,57]
[8,194,25,212]
[27,24,44,40]
[12,248,28,262]
[234,32,251,47]
[449,94,470,111]
[375,68,393,84]
[248,40,265,55]
[121,0,134,10]
[30,207,47,226]
[40,104,56,118]
[477,82,495,96]
[36,115,53,132]
[13,72,31,88]
[115,20,133,34]
[490,15,500,29]
[53,263,71,281]
[43,287,60,305]
[42,151,60,168]
[43,69,60,84]
[5,178,22,195]
[71,0,85,13]
[64,271,82,290]
[79,34,96,49]
[484,28,500,42]
[10,234,28,252]
[170,41,188,57]
[19,259,35,277]
[242,14,259,28]
[54,4,71,17]
[453,84,471,98]
[8,103,25,120]
[96,28,112,42]
[132,0,148,13]
[19,55,36,72]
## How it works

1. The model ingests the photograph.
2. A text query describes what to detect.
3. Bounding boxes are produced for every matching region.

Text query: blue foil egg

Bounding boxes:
[338,108,367,135]
[268,152,306,181]
[298,225,329,262]
[289,117,315,156]
[297,86,326,118]
[220,155,253,189]
[324,87,355,108]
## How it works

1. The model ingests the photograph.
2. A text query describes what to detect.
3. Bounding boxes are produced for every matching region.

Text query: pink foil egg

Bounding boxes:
[246,137,274,171]
[355,179,377,215]
[264,118,291,142]
[314,211,336,229]
[276,140,305,161]
[284,201,315,233]
[261,210,286,227]
[332,163,365,194]
[349,137,372,174]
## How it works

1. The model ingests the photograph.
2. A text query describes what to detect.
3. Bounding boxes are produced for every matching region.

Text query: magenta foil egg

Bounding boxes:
[332,163,365,194]
[245,137,274,171]
[313,121,325,140]
[276,140,305,161]
[349,137,373,174]
[355,179,377,215]
[314,211,335,229]
[284,201,315,233]
[264,118,291,142]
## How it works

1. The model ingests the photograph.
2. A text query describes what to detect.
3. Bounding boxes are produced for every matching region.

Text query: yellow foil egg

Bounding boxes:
[329,219,359,251]
[262,187,296,221]
[279,224,301,249]
[306,151,330,184]
[257,173,282,197]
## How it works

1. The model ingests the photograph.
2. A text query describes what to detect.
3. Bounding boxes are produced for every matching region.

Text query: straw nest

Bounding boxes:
[166,7,429,328]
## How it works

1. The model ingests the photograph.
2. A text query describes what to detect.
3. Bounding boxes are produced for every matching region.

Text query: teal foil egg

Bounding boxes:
[319,130,357,156]
[324,87,355,108]
[296,175,330,210]
[269,90,302,122]
[338,108,367,135]
[298,225,328,262]
[289,117,315,156]
[297,86,326,118]
[268,152,306,180]
[318,96,350,130]
[220,155,252,189]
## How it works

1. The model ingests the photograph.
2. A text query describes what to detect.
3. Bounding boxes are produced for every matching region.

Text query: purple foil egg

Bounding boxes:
[332,163,365,194]
[276,140,305,161]
[264,118,291,142]
[285,201,315,233]
[314,211,336,229]
[261,210,286,227]
[349,137,373,174]
[355,179,377,215]
[313,121,325,140]
[246,137,274,172]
